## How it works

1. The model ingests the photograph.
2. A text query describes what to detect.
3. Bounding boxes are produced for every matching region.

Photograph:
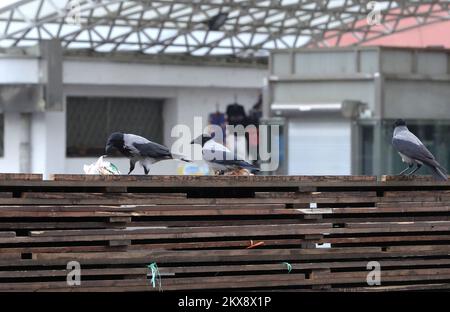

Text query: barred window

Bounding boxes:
[66,97,164,157]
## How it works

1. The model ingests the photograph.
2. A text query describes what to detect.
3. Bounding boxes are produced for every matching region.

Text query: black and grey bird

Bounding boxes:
[392,119,447,181]
[205,12,228,30]
[105,132,185,175]
[190,134,259,174]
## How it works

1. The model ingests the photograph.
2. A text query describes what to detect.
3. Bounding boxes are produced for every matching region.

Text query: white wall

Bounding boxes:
[28,111,66,178]
[0,58,40,84]
[64,59,266,89]
[0,112,22,173]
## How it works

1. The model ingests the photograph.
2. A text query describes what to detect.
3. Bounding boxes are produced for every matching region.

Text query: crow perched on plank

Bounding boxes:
[392,119,447,181]
[105,132,186,175]
[190,134,259,175]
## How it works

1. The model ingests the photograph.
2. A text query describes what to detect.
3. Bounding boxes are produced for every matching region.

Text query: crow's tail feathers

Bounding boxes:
[248,167,260,175]
[240,162,260,175]
[429,163,448,181]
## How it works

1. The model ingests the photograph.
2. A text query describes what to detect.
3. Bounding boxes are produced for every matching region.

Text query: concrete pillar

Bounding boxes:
[39,39,63,111]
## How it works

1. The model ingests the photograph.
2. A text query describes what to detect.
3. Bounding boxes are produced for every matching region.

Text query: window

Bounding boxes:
[66,97,164,157]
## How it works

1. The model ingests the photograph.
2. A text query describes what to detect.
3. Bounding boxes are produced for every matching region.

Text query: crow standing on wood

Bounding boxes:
[392,119,448,181]
[105,132,187,175]
[190,134,259,174]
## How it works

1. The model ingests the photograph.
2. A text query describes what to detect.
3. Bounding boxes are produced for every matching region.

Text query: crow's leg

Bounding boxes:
[407,163,422,175]
[128,159,136,175]
[399,163,414,175]
[141,158,154,175]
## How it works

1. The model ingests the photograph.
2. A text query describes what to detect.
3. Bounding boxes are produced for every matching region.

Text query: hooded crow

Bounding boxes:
[190,134,259,174]
[205,12,228,30]
[106,132,184,175]
[392,119,447,181]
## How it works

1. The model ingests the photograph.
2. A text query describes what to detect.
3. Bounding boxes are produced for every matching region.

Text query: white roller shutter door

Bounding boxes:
[288,119,351,175]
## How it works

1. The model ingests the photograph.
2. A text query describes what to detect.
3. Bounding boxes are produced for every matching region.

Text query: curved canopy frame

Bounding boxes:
[0,0,449,56]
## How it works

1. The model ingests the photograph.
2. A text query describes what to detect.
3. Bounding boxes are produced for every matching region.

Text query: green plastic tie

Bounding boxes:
[282,262,292,273]
[147,262,162,290]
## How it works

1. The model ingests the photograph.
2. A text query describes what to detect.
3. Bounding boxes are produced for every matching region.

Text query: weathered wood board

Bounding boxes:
[0,174,449,291]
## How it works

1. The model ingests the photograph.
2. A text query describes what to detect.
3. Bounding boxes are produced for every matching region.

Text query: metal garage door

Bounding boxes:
[288,119,351,175]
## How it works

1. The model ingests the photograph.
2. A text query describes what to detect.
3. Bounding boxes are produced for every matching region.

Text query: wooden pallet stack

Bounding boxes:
[0,174,450,291]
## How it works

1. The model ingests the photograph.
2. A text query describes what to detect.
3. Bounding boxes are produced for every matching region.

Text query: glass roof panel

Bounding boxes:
[0,0,447,56]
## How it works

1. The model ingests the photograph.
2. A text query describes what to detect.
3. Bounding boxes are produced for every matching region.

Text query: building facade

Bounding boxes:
[267,46,450,176]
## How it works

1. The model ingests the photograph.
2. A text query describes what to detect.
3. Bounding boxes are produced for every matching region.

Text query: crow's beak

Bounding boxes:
[190,139,195,145]
[105,144,114,155]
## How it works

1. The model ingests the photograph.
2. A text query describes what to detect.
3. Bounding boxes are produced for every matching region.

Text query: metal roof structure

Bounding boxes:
[0,0,449,57]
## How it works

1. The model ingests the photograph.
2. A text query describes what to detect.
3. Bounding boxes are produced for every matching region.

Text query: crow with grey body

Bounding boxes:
[205,12,228,30]
[190,134,259,174]
[392,119,447,181]
[106,132,185,175]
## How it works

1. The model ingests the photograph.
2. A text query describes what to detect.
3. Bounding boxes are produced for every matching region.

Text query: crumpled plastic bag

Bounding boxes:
[83,156,121,175]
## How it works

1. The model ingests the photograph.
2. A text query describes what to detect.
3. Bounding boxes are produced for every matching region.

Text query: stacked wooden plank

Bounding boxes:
[0,174,450,291]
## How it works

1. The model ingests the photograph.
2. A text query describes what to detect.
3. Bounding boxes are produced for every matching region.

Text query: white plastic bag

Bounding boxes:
[83,156,121,175]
